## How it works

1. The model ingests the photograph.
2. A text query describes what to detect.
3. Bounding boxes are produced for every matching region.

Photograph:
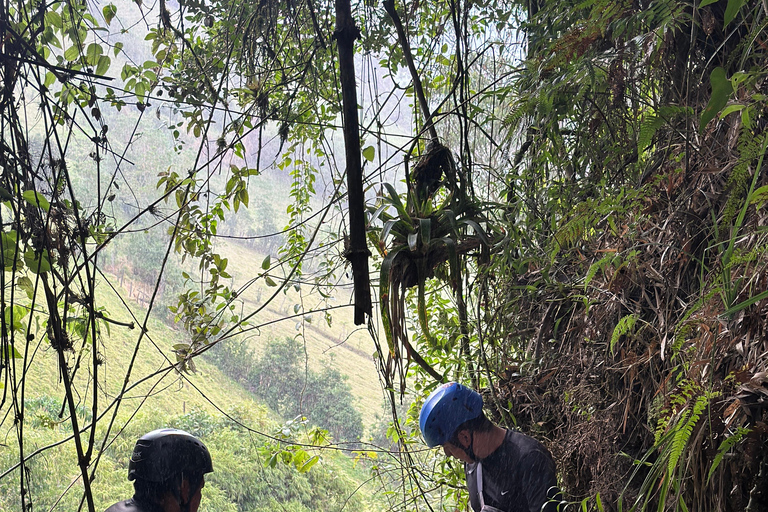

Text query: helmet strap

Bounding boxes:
[452,430,478,462]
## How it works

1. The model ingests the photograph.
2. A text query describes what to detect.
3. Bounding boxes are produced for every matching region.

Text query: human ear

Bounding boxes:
[456,429,471,449]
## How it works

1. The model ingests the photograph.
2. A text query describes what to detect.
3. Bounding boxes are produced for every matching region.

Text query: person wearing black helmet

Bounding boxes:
[419,382,560,512]
[105,428,213,512]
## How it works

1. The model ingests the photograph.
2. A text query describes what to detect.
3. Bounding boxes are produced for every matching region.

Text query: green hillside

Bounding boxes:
[0,268,380,511]
[215,240,383,425]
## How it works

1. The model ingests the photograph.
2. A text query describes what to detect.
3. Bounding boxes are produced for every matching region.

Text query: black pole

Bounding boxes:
[334,0,372,325]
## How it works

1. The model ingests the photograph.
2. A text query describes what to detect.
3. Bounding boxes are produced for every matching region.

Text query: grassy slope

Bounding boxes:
[16,278,260,425]
[15,240,383,433]
[214,239,384,427]
[5,264,382,510]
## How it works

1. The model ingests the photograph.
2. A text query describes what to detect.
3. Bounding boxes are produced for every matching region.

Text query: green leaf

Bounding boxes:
[102,4,117,25]
[724,0,745,26]
[3,344,22,360]
[45,10,63,28]
[380,219,398,244]
[382,182,410,222]
[297,455,319,473]
[22,190,50,211]
[722,289,768,317]
[419,217,431,246]
[24,249,51,274]
[261,254,271,270]
[700,67,733,132]
[44,71,56,88]
[362,145,375,162]
[85,43,103,66]
[17,276,34,299]
[95,55,111,76]
[0,186,13,200]
[699,0,720,6]
[264,275,277,287]
[1,231,18,251]
[719,103,745,118]
[749,185,768,206]
[64,44,81,62]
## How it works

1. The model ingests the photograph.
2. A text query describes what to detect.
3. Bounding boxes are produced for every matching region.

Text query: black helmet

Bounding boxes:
[128,428,213,482]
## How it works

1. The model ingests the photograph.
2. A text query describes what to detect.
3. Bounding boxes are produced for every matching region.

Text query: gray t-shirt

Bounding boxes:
[465,429,558,512]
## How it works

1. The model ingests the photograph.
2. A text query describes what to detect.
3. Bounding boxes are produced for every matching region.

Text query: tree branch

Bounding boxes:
[383,0,439,143]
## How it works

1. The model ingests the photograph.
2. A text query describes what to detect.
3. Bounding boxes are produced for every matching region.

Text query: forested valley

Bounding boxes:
[1,0,767,511]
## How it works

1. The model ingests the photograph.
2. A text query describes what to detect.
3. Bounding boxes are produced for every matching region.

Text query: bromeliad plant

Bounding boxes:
[370,146,495,389]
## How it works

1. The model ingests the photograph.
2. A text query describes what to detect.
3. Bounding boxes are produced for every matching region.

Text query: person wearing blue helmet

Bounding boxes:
[419,382,560,512]
[105,428,213,512]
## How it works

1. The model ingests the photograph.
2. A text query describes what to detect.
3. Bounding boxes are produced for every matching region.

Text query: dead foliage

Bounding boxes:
[485,132,768,510]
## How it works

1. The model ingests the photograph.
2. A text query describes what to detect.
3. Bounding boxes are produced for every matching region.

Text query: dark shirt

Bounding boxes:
[465,429,558,512]
[104,497,165,512]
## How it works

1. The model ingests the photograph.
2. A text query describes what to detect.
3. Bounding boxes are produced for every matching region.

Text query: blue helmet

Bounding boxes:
[419,382,483,447]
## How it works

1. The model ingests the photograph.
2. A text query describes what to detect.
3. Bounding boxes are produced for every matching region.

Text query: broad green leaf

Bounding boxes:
[700,67,733,132]
[0,186,12,200]
[297,455,319,473]
[261,254,271,270]
[45,10,63,28]
[102,4,117,25]
[380,219,398,244]
[2,248,21,270]
[724,0,745,26]
[3,344,22,359]
[17,276,34,299]
[64,44,81,62]
[95,55,111,76]
[22,190,50,211]
[238,188,249,209]
[264,275,277,287]
[85,43,103,66]
[24,249,51,273]
[699,0,719,6]
[362,145,375,162]
[44,71,56,88]
[135,81,147,99]
[113,41,124,56]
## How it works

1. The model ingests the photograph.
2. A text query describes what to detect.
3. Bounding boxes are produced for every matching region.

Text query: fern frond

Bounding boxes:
[707,427,750,484]
[610,314,637,354]
[584,253,615,290]
[667,394,709,475]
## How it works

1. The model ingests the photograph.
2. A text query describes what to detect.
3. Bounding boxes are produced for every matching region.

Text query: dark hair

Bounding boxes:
[449,411,493,442]
[133,471,204,504]
[133,477,173,503]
